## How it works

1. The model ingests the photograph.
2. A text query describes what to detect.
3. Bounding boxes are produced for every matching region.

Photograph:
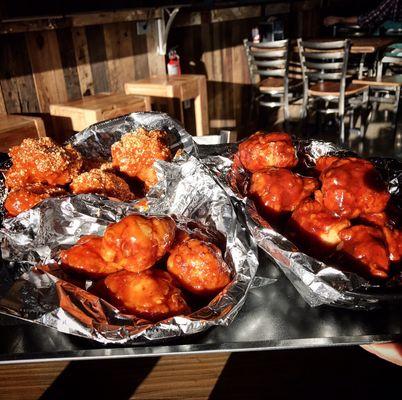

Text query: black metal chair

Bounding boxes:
[243,38,302,124]
[297,38,369,143]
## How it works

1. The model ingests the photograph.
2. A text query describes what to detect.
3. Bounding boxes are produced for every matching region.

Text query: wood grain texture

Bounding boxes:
[0,353,229,400]
[0,114,46,151]
[72,27,94,96]
[26,30,68,112]
[131,23,150,80]
[0,33,39,113]
[146,20,166,77]
[104,22,135,93]
[85,25,110,93]
[57,28,82,101]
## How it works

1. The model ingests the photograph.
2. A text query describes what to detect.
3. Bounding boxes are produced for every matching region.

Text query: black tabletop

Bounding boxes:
[0,253,401,364]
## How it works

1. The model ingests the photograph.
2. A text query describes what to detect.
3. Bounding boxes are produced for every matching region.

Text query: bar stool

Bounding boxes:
[0,114,46,152]
[49,93,151,141]
[124,75,209,136]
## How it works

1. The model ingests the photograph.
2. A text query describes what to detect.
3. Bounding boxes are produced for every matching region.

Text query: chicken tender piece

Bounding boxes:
[5,137,82,189]
[319,158,390,219]
[4,184,66,216]
[249,168,318,220]
[288,199,351,254]
[101,215,176,272]
[60,236,123,279]
[167,238,231,297]
[70,169,135,202]
[315,156,339,173]
[338,225,390,279]
[237,131,297,173]
[382,227,402,263]
[104,270,190,321]
[111,128,171,190]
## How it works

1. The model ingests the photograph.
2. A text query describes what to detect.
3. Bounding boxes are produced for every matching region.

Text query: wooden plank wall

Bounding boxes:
[0,2,321,137]
[0,19,165,121]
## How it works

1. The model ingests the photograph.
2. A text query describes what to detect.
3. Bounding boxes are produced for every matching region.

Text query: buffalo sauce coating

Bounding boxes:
[101,215,176,272]
[319,157,390,219]
[167,238,231,297]
[338,225,390,279]
[249,168,318,218]
[289,199,351,251]
[382,227,402,262]
[104,269,190,321]
[111,128,172,190]
[4,185,67,216]
[5,138,82,188]
[237,132,298,173]
[60,236,124,279]
[70,169,135,202]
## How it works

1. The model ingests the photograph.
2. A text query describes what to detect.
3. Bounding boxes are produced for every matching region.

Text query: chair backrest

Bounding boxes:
[297,38,350,97]
[243,39,289,85]
[378,44,402,77]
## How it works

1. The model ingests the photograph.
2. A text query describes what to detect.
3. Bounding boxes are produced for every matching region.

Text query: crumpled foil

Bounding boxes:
[200,139,402,309]
[0,113,259,344]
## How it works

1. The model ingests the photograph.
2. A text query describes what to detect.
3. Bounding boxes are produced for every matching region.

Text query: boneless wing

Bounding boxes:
[319,157,390,218]
[111,128,171,190]
[249,168,318,219]
[167,238,231,297]
[5,138,82,189]
[4,184,67,216]
[70,169,135,202]
[101,215,176,272]
[60,236,123,279]
[338,225,390,279]
[288,199,351,254]
[237,132,298,173]
[104,269,190,321]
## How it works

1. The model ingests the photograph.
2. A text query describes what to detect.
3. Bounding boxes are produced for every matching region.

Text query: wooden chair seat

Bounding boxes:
[259,77,302,92]
[309,82,368,97]
[352,75,402,87]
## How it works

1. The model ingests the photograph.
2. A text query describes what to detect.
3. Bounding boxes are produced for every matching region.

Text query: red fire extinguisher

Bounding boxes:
[167,48,181,76]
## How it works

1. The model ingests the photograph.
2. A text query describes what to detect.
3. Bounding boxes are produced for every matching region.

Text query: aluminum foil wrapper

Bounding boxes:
[0,113,259,344]
[200,139,402,309]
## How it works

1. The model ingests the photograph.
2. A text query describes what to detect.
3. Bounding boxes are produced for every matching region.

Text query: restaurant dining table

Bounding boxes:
[294,37,397,78]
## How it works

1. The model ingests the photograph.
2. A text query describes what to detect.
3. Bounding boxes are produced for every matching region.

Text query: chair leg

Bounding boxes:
[338,95,346,143]
[339,114,346,144]
[283,95,290,124]
[360,89,370,139]
[392,86,401,142]
[300,90,308,119]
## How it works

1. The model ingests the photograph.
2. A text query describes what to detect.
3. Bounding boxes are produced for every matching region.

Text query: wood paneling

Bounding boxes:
[26,30,69,112]
[0,2,319,136]
[72,27,95,96]
[0,20,165,125]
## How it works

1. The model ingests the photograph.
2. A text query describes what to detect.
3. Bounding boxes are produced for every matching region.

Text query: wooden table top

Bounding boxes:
[295,37,396,54]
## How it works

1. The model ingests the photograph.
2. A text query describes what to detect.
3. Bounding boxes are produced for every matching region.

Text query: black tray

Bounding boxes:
[0,253,401,364]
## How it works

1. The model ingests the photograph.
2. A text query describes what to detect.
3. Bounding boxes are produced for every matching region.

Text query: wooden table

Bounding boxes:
[347,37,396,54]
[0,114,46,152]
[49,93,151,140]
[125,75,209,136]
[294,37,396,54]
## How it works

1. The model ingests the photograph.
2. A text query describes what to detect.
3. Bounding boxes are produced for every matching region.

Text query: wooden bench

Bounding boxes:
[0,114,46,153]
